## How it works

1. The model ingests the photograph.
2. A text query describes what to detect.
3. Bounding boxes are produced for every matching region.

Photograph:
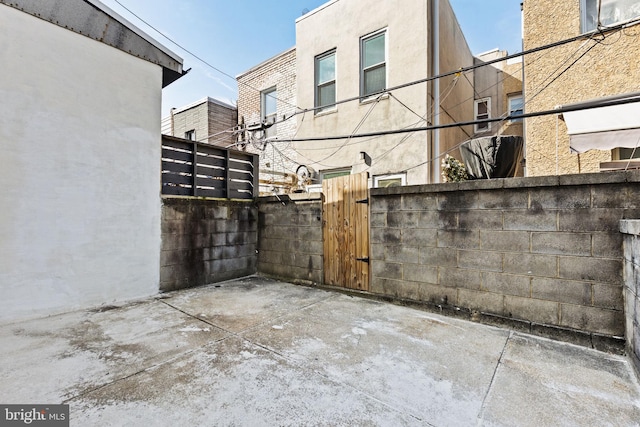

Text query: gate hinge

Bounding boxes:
[356,198,369,204]
[356,257,370,263]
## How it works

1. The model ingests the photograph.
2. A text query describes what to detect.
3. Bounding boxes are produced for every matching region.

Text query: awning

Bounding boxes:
[561,92,640,153]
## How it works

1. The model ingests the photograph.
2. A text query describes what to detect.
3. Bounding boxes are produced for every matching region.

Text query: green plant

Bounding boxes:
[441,154,469,182]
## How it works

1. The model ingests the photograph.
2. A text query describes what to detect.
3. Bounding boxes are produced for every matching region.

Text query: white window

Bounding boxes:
[474,98,491,133]
[374,173,406,188]
[315,50,337,113]
[508,94,524,123]
[261,87,277,138]
[360,29,387,99]
[581,0,640,32]
[185,129,196,140]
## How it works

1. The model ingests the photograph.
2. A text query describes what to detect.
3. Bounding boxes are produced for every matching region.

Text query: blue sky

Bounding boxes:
[100,0,522,117]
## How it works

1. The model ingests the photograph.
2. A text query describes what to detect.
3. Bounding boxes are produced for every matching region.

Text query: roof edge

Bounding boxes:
[236,46,296,80]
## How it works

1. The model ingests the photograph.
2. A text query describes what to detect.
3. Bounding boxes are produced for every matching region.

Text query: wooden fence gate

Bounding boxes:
[322,172,370,291]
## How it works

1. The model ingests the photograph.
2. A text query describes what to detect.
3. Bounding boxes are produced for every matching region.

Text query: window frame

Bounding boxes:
[315,49,337,114]
[508,94,524,123]
[184,129,196,141]
[581,0,640,33]
[261,87,277,138]
[474,98,492,133]
[374,173,407,188]
[360,28,388,100]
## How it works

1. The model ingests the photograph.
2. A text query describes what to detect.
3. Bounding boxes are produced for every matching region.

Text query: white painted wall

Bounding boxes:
[0,6,163,322]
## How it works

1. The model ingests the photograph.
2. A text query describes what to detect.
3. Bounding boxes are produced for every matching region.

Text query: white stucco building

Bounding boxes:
[0,0,184,322]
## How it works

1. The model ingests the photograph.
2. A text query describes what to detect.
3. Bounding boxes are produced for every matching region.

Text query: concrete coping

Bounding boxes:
[620,220,640,235]
[259,193,322,204]
[371,170,640,197]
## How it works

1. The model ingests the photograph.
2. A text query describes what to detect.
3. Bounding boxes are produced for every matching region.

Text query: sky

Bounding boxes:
[99,0,523,117]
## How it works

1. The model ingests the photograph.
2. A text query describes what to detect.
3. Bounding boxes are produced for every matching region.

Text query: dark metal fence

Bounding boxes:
[161,135,258,199]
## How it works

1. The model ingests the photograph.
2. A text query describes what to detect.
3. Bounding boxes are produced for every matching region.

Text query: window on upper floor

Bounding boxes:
[261,87,277,138]
[581,0,640,32]
[185,129,196,141]
[360,29,387,99]
[474,98,491,133]
[315,49,337,114]
[508,94,524,123]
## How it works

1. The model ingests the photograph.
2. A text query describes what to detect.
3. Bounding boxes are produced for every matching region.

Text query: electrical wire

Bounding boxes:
[111,0,301,111]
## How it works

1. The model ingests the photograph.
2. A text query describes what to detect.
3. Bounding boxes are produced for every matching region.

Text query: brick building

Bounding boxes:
[523,0,640,176]
[236,47,300,194]
[161,97,237,147]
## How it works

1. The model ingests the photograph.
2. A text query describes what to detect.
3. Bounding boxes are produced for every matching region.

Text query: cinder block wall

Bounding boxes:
[257,194,323,284]
[370,171,640,351]
[621,220,640,378]
[161,198,257,291]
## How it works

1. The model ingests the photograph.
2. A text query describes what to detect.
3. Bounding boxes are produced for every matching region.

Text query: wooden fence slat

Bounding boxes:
[197,188,226,198]
[197,144,225,158]
[162,148,193,163]
[196,154,226,167]
[161,185,192,196]
[196,165,225,178]
[162,161,193,174]
[163,173,193,185]
[162,137,193,151]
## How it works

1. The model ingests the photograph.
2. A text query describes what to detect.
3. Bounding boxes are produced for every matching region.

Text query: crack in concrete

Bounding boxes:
[476,331,512,426]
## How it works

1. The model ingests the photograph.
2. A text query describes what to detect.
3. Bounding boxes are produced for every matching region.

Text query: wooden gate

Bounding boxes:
[322,172,370,291]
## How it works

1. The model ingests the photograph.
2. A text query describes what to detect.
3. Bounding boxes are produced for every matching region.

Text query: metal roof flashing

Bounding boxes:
[1,0,185,87]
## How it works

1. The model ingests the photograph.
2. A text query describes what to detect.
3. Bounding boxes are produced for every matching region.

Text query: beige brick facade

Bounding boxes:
[237,48,299,194]
[523,0,640,176]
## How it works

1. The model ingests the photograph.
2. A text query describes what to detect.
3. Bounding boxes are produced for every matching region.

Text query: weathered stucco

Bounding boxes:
[0,6,164,322]
[294,0,475,185]
[523,0,640,176]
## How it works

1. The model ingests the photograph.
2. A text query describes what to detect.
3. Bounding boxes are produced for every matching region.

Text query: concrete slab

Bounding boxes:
[69,336,424,426]
[0,277,639,426]
[480,333,640,426]
[0,300,228,403]
[241,294,510,425]
[162,276,334,333]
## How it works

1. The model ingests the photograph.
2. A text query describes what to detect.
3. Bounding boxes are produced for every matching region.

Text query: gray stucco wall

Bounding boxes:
[161,198,257,291]
[621,220,640,378]
[258,194,324,285]
[370,171,640,352]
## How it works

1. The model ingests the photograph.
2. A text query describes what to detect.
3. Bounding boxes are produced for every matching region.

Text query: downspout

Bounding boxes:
[432,0,441,183]
[521,2,527,176]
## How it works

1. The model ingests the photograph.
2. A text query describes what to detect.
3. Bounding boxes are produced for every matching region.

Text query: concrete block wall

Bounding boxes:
[161,198,257,291]
[257,194,323,285]
[370,171,640,351]
[621,220,640,378]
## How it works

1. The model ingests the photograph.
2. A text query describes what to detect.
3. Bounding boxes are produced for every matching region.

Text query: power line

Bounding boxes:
[111,0,301,111]
[283,21,635,118]
[281,93,640,143]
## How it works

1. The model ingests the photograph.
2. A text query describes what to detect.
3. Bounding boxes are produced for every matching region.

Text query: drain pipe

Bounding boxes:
[432,0,441,183]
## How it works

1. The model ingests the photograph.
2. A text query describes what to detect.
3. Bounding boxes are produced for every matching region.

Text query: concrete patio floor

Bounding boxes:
[1,277,639,426]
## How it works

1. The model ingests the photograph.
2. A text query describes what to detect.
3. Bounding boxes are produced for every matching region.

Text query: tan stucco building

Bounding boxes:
[523,0,640,176]
[237,0,523,188]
